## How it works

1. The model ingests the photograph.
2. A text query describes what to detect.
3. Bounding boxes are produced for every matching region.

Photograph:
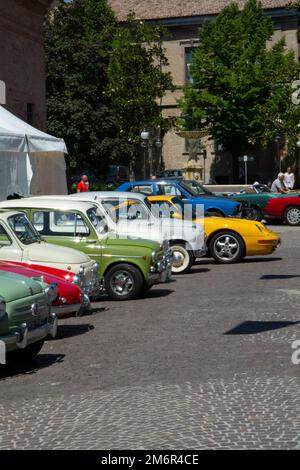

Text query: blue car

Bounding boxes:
[117,179,245,217]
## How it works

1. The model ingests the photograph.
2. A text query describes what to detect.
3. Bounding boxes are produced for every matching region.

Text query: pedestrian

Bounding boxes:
[284,166,295,190]
[76,174,89,193]
[270,173,288,193]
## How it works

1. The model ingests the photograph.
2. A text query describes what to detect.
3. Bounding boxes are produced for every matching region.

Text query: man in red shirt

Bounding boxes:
[76,175,89,193]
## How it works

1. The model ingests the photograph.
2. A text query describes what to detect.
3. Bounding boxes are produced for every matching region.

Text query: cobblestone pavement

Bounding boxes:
[0,225,300,449]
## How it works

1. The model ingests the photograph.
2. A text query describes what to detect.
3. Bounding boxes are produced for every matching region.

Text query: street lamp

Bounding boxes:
[140,129,161,178]
[276,134,282,172]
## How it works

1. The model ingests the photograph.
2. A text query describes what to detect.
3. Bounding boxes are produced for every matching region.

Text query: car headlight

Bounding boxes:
[151,250,157,262]
[0,300,6,320]
[93,262,99,273]
[74,267,85,285]
[45,283,58,304]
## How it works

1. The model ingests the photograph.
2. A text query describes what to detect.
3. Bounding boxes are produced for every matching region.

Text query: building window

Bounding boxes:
[185,47,196,84]
[26,103,35,125]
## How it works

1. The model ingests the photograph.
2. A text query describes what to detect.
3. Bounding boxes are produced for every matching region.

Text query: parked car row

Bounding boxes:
[0,179,282,366]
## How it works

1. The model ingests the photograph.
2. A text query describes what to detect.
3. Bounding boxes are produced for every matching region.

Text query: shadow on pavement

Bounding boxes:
[54,323,95,340]
[0,353,65,380]
[224,320,300,335]
[144,288,175,299]
[260,274,300,280]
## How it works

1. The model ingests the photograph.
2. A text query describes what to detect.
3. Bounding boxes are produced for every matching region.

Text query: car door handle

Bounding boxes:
[86,240,97,244]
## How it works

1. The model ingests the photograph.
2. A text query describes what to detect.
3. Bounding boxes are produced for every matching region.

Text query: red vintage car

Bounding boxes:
[0,261,88,318]
[265,196,300,226]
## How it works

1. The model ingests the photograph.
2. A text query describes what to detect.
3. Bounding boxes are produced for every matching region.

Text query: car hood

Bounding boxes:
[187,195,239,206]
[0,271,42,302]
[0,261,73,292]
[24,241,90,264]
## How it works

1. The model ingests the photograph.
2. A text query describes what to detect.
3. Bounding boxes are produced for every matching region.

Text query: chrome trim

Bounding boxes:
[51,303,81,318]
[102,254,146,259]
[1,313,58,349]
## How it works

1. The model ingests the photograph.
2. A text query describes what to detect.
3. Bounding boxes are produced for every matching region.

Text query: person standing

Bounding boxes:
[284,167,295,190]
[271,173,288,193]
[76,174,89,193]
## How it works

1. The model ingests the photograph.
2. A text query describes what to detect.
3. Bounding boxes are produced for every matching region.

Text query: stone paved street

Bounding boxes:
[1,224,300,449]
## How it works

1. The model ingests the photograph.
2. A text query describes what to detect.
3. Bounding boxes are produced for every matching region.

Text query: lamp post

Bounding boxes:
[140,129,162,178]
[276,134,282,172]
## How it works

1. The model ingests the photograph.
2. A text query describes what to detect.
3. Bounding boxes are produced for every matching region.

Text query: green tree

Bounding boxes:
[106,14,175,156]
[179,0,300,176]
[45,2,174,175]
[45,0,120,173]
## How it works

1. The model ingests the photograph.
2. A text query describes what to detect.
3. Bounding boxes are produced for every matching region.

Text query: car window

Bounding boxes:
[32,211,45,231]
[49,211,90,236]
[131,185,153,195]
[101,199,150,222]
[158,184,182,196]
[87,207,108,235]
[7,214,41,245]
[0,223,12,246]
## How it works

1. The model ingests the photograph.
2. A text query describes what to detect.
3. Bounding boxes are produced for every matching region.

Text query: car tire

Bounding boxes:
[284,206,300,226]
[105,264,144,301]
[209,231,244,264]
[245,206,263,221]
[170,244,194,274]
[8,339,45,364]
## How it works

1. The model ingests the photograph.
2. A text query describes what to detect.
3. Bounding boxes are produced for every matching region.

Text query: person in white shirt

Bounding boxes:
[284,167,295,190]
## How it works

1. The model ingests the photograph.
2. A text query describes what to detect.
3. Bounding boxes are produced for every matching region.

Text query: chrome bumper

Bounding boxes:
[149,249,173,284]
[78,278,103,297]
[1,313,58,350]
[52,303,81,318]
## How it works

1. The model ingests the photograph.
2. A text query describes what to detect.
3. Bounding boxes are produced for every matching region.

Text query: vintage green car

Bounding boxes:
[0,272,57,365]
[0,198,172,301]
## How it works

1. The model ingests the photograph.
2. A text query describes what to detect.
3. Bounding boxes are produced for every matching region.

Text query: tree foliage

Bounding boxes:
[106,14,175,146]
[45,1,174,173]
[179,0,300,157]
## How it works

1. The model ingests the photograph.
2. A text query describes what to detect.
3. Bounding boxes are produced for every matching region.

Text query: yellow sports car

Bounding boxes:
[147,195,280,264]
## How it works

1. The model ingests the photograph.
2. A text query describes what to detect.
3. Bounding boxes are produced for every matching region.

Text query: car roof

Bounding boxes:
[0,197,98,211]
[121,178,182,185]
[70,191,144,200]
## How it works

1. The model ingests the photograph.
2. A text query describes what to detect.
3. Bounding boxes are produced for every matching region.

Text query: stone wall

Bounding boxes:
[0,0,52,130]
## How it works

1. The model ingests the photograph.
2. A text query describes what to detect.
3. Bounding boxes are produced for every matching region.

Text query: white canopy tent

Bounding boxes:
[0,105,68,200]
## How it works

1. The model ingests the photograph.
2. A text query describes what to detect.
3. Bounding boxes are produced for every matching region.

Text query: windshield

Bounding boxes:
[181,180,211,196]
[100,198,151,223]
[87,207,109,234]
[254,184,271,193]
[7,213,41,245]
[150,197,198,220]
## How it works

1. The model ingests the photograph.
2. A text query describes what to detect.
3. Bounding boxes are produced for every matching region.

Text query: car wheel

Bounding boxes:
[105,264,144,300]
[284,206,300,226]
[209,231,244,264]
[170,244,194,274]
[245,206,263,221]
[8,340,45,364]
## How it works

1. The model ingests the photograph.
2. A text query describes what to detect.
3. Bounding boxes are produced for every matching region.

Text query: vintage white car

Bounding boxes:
[70,191,206,274]
[0,210,100,296]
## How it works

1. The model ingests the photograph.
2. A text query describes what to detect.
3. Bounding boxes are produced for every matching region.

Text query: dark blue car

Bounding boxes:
[117,179,245,217]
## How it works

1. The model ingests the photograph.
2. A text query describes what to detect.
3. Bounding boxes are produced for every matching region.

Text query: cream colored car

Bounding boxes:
[0,210,100,296]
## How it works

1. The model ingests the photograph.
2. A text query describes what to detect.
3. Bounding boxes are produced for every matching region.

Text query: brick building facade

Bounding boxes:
[110,0,299,183]
[0,0,53,130]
